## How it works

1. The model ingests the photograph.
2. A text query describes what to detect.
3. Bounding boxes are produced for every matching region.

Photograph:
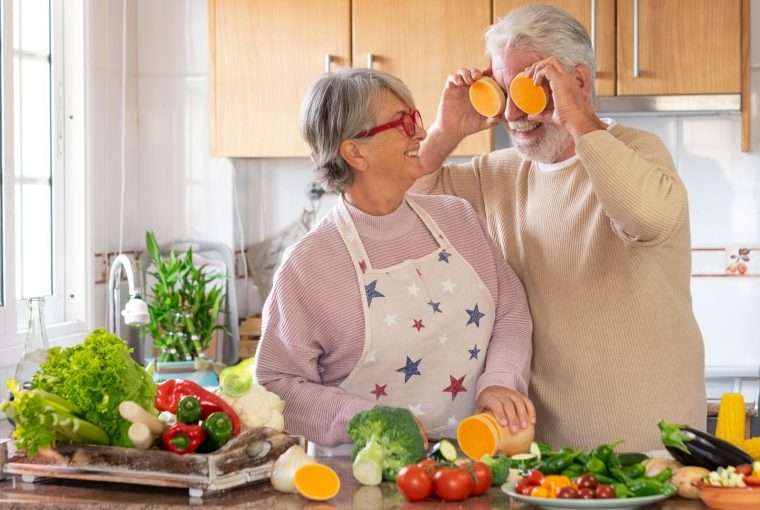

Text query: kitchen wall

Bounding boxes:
[88,1,760,387]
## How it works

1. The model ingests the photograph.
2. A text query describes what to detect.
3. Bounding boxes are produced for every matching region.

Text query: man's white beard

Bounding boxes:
[508,122,574,163]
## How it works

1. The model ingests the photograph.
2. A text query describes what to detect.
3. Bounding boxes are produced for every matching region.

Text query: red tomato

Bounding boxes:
[515,478,535,496]
[396,465,433,502]
[575,474,598,490]
[433,467,474,502]
[469,462,493,496]
[595,484,616,499]
[526,469,545,485]
[736,464,753,477]
[557,487,580,499]
[416,459,440,475]
[745,476,760,487]
[578,488,595,499]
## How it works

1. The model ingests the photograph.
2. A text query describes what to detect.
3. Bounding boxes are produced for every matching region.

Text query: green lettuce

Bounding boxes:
[31,329,156,447]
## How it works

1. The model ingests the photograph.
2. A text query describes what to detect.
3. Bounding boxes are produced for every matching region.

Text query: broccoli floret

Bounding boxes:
[347,406,425,481]
[481,454,511,486]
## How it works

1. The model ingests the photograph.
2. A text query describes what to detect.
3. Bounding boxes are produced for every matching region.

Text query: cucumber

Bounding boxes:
[618,452,649,467]
[429,440,458,462]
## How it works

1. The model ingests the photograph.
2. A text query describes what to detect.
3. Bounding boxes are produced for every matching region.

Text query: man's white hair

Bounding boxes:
[485,4,596,82]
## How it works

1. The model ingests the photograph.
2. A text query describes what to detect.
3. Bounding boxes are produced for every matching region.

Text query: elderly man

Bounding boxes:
[416,4,705,450]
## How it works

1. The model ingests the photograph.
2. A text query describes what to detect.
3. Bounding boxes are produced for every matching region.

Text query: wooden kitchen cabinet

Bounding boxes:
[352,0,492,155]
[493,0,616,96]
[208,0,350,157]
[616,0,742,95]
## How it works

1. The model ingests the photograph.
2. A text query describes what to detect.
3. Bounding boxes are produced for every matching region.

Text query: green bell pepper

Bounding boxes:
[177,395,202,424]
[201,411,234,451]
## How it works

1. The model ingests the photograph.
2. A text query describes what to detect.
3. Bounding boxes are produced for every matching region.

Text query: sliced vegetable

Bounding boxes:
[118,401,166,435]
[428,440,457,463]
[353,437,384,486]
[270,445,315,493]
[659,420,752,470]
[128,422,153,450]
[293,463,341,501]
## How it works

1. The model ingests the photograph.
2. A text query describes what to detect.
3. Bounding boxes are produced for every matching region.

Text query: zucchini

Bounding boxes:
[428,440,458,463]
[510,452,540,471]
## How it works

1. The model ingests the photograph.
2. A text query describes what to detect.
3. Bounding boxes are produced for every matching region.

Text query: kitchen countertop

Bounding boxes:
[0,421,711,509]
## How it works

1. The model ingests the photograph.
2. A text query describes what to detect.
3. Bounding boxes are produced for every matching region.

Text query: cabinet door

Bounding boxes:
[352,0,492,155]
[493,0,616,96]
[617,0,741,95]
[209,0,350,157]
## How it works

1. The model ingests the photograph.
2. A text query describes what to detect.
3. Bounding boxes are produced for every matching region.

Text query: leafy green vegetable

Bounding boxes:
[347,407,425,481]
[31,329,156,447]
[1,379,109,455]
[481,454,511,486]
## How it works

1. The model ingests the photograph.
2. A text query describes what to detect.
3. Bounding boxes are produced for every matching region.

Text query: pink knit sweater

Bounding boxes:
[254,193,532,446]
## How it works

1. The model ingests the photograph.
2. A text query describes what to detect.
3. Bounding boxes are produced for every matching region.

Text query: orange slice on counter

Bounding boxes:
[509,73,547,115]
[469,77,506,118]
[294,463,341,501]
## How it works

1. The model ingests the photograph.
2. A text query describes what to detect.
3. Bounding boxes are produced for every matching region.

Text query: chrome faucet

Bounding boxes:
[107,254,150,360]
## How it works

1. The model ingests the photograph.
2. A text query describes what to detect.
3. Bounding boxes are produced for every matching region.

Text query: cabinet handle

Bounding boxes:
[632,0,639,78]
[590,0,596,51]
[367,53,375,69]
[324,54,333,74]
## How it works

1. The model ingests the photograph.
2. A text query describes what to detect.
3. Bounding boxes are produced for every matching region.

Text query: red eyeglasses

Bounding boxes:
[354,109,423,138]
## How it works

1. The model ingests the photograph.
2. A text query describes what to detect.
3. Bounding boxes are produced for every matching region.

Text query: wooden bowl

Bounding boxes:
[697,483,760,510]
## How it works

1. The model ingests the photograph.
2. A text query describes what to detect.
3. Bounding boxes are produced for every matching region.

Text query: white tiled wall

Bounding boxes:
[83,1,760,378]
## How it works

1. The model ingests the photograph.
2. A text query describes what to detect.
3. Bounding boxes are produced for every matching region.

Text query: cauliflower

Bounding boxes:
[216,357,285,431]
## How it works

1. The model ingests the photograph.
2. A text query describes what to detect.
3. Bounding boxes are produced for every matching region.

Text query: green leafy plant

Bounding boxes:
[145,231,226,362]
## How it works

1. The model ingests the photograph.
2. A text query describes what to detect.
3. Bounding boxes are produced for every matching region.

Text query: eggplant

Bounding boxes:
[658,420,752,471]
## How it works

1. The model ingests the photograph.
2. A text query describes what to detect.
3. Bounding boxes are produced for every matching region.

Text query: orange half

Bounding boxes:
[509,73,547,115]
[469,77,506,118]
[294,463,341,501]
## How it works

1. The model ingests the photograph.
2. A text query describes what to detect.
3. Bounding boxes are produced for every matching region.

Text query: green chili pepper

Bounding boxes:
[622,463,646,480]
[591,444,614,464]
[614,483,633,498]
[626,479,676,497]
[539,453,576,474]
[607,453,622,470]
[595,474,617,485]
[177,395,202,424]
[201,411,234,451]
[648,467,673,484]
[610,467,630,483]
[576,451,590,466]
[562,464,584,479]
[585,457,608,476]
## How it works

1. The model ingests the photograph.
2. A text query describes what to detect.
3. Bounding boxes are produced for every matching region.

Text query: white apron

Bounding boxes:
[309,196,495,456]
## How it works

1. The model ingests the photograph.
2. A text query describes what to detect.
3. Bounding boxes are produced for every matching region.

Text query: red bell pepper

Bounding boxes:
[162,423,206,454]
[155,379,241,435]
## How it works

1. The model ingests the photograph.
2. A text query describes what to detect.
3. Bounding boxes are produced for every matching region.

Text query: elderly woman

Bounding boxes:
[254,69,533,453]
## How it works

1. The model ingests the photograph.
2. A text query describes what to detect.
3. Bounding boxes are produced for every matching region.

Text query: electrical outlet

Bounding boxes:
[94,253,108,284]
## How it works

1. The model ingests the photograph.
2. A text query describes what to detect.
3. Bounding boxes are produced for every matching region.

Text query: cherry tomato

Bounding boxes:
[416,458,440,475]
[396,465,433,502]
[526,469,545,485]
[736,464,753,477]
[578,488,595,499]
[469,462,493,496]
[557,487,580,499]
[515,478,535,496]
[595,484,616,499]
[433,467,474,502]
[575,474,598,490]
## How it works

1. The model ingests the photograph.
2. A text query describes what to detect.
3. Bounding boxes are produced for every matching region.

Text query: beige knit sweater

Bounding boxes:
[417,125,706,451]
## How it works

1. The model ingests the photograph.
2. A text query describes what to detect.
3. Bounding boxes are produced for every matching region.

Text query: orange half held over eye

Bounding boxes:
[509,73,547,115]
[469,77,506,118]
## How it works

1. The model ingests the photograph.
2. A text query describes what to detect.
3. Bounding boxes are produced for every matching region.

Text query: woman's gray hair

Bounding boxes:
[485,4,596,83]
[299,68,415,192]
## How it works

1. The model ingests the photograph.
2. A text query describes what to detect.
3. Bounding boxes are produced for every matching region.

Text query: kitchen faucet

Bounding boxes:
[107,254,149,360]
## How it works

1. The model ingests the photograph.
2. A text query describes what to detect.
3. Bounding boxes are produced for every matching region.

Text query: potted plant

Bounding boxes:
[144,231,226,383]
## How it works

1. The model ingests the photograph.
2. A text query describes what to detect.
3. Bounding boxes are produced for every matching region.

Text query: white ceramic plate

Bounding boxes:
[501,481,670,510]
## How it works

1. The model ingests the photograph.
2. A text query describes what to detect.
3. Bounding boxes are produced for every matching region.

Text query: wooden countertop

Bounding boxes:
[0,420,711,509]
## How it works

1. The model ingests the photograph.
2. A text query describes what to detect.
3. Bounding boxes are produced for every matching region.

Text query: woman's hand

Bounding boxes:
[476,386,536,433]
[524,57,606,140]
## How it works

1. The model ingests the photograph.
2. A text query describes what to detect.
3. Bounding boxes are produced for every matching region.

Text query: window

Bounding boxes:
[1,0,80,341]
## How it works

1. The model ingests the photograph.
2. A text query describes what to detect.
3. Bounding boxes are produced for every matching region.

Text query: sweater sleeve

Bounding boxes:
[412,158,487,219]
[254,253,374,446]
[575,128,688,245]
[474,218,533,397]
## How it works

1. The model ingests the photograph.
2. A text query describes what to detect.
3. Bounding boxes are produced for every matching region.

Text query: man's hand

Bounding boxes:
[420,67,501,174]
[476,386,536,434]
[524,57,606,140]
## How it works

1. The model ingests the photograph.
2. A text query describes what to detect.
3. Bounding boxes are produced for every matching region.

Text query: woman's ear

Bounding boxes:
[339,140,368,172]
[575,64,594,99]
